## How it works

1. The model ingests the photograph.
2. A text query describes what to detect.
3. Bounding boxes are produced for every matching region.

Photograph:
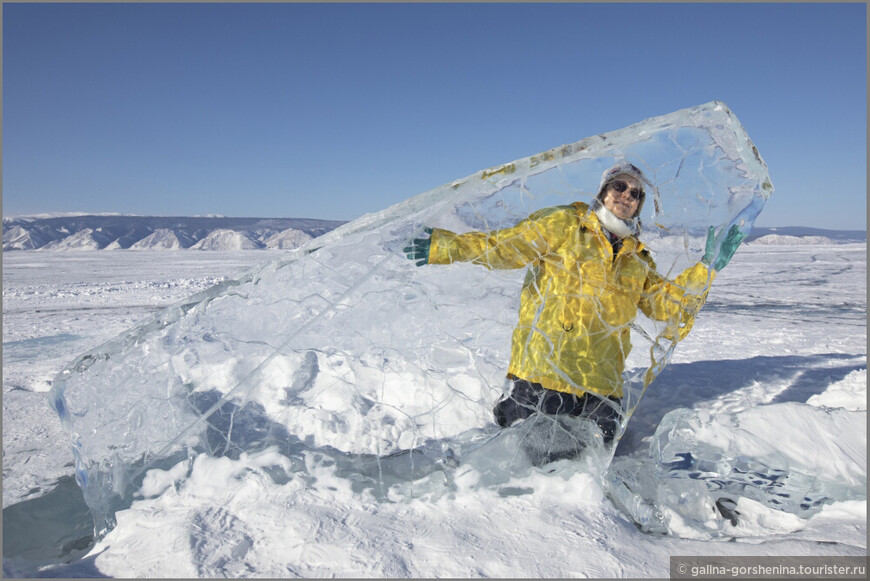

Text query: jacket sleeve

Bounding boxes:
[638,256,716,341]
[427,207,571,270]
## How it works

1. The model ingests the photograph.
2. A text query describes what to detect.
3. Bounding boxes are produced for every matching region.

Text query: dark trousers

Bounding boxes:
[493,379,622,444]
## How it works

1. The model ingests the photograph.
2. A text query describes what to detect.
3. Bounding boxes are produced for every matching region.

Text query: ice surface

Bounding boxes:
[7,243,864,576]
[49,101,775,539]
[607,403,866,538]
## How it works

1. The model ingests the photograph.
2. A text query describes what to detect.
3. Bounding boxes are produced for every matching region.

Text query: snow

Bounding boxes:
[129,228,194,250]
[2,243,865,578]
[2,226,46,251]
[750,234,840,245]
[190,228,261,250]
[37,229,108,252]
[807,369,867,411]
[264,228,313,250]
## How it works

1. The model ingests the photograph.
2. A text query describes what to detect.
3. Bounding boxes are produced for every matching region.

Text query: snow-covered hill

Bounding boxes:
[1,225,52,250]
[128,228,196,250]
[38,228,114,252]
[746,226,866,244]
[749,234,839,245]
[2,215,345,251]
[190,228,261,250]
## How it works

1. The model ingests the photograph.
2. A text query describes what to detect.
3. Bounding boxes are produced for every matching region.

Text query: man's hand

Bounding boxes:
[702,224,746,271]
[404,227,433,266]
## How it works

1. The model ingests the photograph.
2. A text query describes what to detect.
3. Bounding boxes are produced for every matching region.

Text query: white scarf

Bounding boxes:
[592,199,637,239]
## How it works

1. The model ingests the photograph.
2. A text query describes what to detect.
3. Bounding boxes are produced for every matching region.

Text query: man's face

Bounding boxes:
[602,175,642,220]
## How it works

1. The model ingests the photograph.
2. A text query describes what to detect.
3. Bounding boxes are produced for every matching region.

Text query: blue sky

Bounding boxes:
[3,2,866,229]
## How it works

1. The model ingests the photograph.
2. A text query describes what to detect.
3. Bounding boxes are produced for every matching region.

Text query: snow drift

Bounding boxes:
[50,101,785,541]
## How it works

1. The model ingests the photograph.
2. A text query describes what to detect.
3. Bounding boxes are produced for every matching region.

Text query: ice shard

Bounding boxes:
[50,101,773,538]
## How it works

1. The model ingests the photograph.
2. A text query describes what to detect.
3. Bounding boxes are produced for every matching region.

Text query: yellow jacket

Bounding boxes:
[428,202,714,398]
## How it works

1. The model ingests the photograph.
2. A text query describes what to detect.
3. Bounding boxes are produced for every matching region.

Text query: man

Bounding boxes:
[405,162,744,447]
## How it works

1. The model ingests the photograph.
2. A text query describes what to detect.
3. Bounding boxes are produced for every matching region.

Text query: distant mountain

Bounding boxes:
[2,215,347,252]
[2,225,54,250]
[190,229,261,251]
[749,234,840,246]
[128,228,196,250]
[2,215,864,252]
[746,226,866,245]
[39,227,114,251]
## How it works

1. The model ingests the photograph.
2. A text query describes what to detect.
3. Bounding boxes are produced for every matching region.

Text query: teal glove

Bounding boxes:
[702,224,746,271]
[702,226,718,265]
[404,227,433,266]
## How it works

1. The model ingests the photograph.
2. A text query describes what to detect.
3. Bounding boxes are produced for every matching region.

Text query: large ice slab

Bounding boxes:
[50,101,773,538]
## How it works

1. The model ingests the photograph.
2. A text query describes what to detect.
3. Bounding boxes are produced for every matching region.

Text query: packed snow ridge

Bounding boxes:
[2,215,347,251]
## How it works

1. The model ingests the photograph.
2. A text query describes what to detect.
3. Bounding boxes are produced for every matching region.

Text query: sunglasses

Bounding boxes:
[609,180,643,201]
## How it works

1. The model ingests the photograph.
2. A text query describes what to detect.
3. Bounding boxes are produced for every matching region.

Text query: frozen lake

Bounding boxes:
[2,244,866,577]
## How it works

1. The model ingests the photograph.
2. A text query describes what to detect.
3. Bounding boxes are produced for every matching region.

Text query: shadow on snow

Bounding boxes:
[4,352,862,575]
[617,352,866,456]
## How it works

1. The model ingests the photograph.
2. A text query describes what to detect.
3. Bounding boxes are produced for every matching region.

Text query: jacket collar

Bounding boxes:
[591,199,638,239]
[572,201,646,254]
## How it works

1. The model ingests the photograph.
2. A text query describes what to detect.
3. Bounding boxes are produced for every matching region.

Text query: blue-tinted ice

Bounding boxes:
[50,101,781,539]
[607,404,866,537]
